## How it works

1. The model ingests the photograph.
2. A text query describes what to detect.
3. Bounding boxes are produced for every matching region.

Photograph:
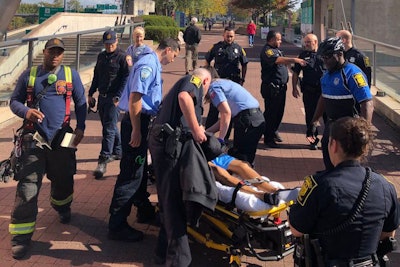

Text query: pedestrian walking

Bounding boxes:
[88,30,129,179]
[246,20,257,47]
[183,17,201,75]
[8,38,87,259]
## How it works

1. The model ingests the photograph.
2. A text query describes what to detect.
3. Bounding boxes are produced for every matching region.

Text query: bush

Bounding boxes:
[141,15,179,42]
[145,26,180,42]
[142,15,177,27]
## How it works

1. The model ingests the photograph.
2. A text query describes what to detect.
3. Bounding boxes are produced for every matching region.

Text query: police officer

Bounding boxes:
[88,30,129,179]
[336,30,372,86]
[9,38,87,259]
[204,26,249,138]
[260,30,307,148]
[149,68,216,266]
[107,38,180,242]
[183,17,201,75]
[205,77,265,164]
[292,33,325,150]
[289,117,399,266]
[308,37,374,170]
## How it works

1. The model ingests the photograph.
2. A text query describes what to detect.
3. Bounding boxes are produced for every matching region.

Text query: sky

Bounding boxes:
[21,0,119,6]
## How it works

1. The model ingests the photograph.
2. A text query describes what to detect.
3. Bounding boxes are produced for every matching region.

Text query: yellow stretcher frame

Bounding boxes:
[187,200,296,266]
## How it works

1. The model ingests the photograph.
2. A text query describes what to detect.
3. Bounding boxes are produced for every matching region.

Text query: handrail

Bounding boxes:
[0,21,144,78]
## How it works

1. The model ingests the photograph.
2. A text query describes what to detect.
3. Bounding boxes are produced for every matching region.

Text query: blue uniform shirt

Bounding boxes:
[125,44,153,66]
[119,51,162,115]
[208,79,259,117]
[10,65,87,141]
[321,62,372,120]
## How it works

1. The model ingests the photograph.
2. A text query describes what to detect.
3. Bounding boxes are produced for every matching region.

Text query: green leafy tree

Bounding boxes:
[53,0,63,7]
[68,0,82,12]
[230,0,299,26]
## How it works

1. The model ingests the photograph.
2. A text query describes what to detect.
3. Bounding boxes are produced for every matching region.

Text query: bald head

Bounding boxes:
[193,67,212,92]
[303,33,318,52]
[336,30,353,50]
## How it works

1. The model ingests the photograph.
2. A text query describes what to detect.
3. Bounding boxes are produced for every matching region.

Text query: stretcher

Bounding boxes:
[187,183,300,266]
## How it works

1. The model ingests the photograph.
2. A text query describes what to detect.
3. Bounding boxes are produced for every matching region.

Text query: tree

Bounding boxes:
[230,0,299,26]
[68,0,82,12]
[53,0,63,7]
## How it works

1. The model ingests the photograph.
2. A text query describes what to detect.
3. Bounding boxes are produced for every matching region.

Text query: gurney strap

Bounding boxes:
[227,181,244,210]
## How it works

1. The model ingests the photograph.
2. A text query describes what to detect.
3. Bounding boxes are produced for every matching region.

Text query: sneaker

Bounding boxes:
[274,131,283,142]
[111,154,122,161]
[264,141,279,148]
[93,162,107,179]
[11,242,30,260]
[58,208,71,224]
[108,225,144,242]
[309,143,318,150]
[136,202,156,223]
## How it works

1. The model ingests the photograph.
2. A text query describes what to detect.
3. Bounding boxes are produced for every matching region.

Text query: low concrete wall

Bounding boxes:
[0,12,134,91]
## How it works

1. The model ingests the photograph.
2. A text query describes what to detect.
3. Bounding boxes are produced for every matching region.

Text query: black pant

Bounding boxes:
[230,108,265,163]
[302,88,321,137]
[149,131,192,266]
[108,113,151,230]
[261,82,287,143]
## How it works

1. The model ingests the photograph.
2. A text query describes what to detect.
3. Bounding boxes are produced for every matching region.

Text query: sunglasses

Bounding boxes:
[320,53,335,60]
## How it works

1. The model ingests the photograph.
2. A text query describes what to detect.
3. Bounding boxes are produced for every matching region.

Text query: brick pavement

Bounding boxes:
[0,23,399,266]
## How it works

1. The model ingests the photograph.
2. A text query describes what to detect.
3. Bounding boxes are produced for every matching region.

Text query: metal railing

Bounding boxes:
[0,21,144,75]
[327,29,400,103]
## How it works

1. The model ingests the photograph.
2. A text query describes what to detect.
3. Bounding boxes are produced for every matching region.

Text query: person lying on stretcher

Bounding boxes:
[209,154,283,206]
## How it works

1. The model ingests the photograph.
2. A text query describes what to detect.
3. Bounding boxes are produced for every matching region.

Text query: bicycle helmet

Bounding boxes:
[317,37,345,56]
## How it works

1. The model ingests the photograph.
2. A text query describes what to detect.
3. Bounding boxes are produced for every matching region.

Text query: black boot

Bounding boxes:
[11,235,31,260]
[136,201,156,223]
[93,155,108,179]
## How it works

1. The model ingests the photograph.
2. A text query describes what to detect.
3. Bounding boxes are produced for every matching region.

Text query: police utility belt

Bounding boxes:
[151,123,192,159]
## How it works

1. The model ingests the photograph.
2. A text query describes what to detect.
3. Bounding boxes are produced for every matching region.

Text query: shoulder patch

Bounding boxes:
[297,175,318,206]
[352,73,367,88]
[266,49,274,57]
[364,56,371,67]
[126,55,133,66]
[140,66,152,82]
[190,75,202,88]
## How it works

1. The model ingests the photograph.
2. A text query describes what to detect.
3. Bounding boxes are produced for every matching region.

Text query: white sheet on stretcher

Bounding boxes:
[215,180,300,212]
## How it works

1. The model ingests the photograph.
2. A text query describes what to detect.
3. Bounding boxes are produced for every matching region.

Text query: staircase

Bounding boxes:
[32,35,104,69]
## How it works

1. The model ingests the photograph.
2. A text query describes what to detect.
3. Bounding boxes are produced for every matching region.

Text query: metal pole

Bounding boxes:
[28,41,34,68]
[75,34,81,72]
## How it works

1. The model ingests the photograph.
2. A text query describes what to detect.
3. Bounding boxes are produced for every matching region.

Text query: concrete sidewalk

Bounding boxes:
[0,24,399,266]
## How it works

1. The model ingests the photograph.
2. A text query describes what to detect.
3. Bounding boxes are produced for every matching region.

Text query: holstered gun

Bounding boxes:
[377,237,397,267]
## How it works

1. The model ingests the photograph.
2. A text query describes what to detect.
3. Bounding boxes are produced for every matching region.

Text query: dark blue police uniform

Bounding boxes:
[205,41,248,134]
[149,74,217,266]
[345,47,372,86]
[320,62,372,169]
[88,47,129,160]
[292,50,324,137]
[260,44,288,144]
[290,160,399,264]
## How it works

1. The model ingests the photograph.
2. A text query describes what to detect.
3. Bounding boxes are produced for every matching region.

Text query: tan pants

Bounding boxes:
[185,44,198,73]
